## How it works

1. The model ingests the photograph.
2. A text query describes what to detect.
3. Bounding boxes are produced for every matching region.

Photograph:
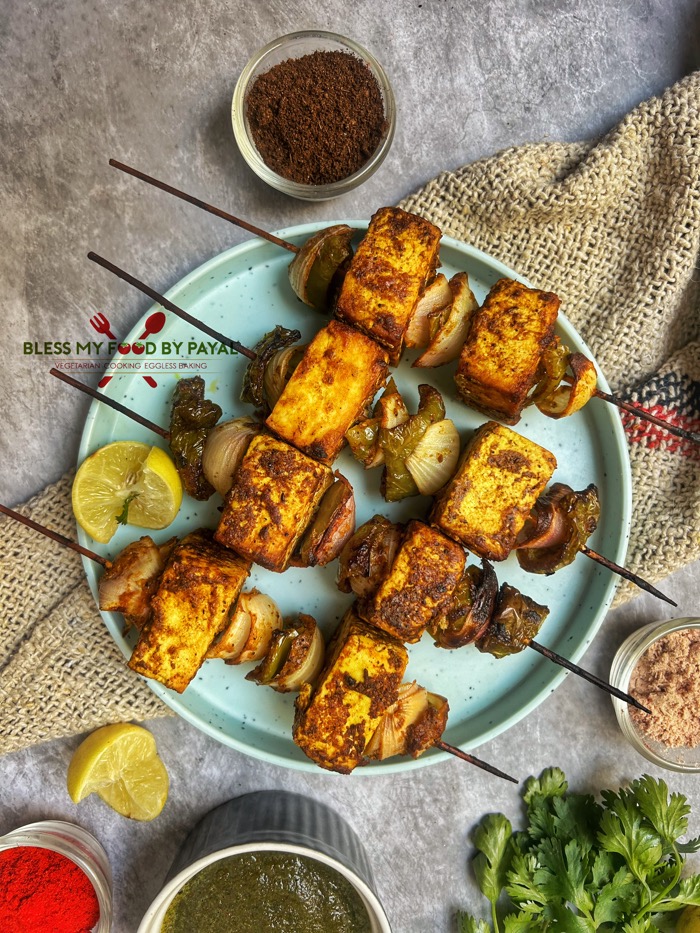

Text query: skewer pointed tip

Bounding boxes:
[581,546,677,606]
[434,740,518,783]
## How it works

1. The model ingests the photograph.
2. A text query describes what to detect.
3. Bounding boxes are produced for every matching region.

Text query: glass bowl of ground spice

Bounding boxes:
[0,819,112,931]
[232,31,395,199]
[610,618,700,772]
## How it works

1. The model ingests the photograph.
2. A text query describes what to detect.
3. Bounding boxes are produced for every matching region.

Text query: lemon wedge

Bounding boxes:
[67,723,169,821]
[72,441,183,543]
[679,907,700,933]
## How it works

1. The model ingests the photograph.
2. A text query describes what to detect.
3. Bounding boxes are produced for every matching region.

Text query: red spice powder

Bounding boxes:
[245,50,387,185]
[0,845,100,933]
[629,628,700,748]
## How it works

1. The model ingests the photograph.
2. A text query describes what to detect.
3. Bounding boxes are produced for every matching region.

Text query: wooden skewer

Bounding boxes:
[49,368,169,439]
[87,252,257,361]
[434,740,518,782]
[0,503,110,567]
[109,159,300,254]
[581,545,676,607]
[593,387,700,445]
[528,639,650,714]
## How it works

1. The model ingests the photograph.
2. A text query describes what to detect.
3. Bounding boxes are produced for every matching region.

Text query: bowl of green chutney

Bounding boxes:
[137,791,391,933]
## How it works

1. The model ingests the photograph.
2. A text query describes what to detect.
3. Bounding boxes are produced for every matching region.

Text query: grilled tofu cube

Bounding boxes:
[293,606,408,773]
[359,520,466,643]
[214,434,334,572]
[455,278,560,424]
[430,422,557,561]
[128,529,251,693]
[335,207,442,364]
[265,320,388,463]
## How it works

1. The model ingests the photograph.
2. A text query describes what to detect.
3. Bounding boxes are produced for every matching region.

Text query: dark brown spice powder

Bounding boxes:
[245,50,387,186]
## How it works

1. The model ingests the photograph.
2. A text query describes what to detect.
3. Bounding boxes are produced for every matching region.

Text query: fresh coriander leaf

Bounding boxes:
[598,804,663,879]
[546,902,596,932]
[551,794,602,852]
[591,849,616,887]
[532,838,593,915]
[526,796,558,844]
[503,912,545,932]
[523,768,567,806]
[506,853,549,909]
[631,775,691,846]
[116,492,139,525]
[678,835,700,854]
[472,813,514,905]
[592,866,639,925]
[621,916,661,933]
[653,873,700,910]
[457,914,492,933]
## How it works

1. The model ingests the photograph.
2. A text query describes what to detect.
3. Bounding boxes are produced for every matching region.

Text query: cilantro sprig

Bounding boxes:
[459,769,700,932]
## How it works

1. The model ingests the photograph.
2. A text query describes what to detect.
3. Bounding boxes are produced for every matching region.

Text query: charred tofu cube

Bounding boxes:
[359,521,466,643]
[455,278,560,424]
[430,422,557,561]
[128,529,251,693]
[214,434,334,572]
[335,207,442,364]
[265,320,388,464]
[293,607,408,773]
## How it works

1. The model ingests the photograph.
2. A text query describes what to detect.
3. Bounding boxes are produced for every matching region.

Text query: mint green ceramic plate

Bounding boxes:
[78,223,632,773]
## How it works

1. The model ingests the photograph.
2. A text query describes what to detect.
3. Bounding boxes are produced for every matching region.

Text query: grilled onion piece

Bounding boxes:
[380,384,446,501]
[337,515,403,598]
[365,682,449,760]
[294,473,356,567]
[404,274,452,348]
[516,483,600,574]
[201,417,260,497]
[98,534,177,630]
[414,272,478,367]
[405,418,460,495]
[206,589,282,664]
[241,325,302,415]
[288,225,354,312]
[247,614,324,692]
[536,353,598,418]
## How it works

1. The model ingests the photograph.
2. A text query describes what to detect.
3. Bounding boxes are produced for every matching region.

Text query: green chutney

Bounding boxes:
[161,851,374,933]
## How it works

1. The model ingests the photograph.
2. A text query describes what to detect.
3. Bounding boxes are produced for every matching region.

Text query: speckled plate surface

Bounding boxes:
[77,222,632,773]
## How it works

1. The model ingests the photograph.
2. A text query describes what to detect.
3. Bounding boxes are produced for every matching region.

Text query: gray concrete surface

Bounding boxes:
[1,2,699,931]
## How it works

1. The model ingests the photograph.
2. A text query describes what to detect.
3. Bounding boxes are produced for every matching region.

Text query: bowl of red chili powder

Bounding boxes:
[232,31,395,199]
[0,820,112,932]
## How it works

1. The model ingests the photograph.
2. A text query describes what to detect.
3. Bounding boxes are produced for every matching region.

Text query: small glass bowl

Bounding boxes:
[232,31,396,200]
[610,617,700,772]
[0,820,113,931]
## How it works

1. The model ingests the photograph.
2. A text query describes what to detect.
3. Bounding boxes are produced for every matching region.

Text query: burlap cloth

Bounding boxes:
[2,74,700,756]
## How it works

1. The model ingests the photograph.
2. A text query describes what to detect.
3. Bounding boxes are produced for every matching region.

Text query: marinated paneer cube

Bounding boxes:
[334,207,442,364]
[359,520,466,643]
[293,607,408,773]
[265,320,388,464]
[128,529,251,693]
[214,434,334,572]
[430,422,557,561]
[455,278,560,424]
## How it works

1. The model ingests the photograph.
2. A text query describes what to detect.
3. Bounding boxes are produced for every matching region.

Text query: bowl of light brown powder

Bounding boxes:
[610,617,700,772]
[232,31,395,200]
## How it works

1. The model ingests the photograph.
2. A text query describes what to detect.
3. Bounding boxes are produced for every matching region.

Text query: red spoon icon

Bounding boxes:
[98,310,167,388]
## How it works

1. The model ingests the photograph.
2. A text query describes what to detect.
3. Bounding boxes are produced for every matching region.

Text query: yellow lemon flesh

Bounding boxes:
[72,441,182,543]
[67,723,169,821]
[678,907,700,933]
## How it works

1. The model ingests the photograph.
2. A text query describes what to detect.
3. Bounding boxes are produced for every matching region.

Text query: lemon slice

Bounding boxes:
[72,441,183,543]
[679,907,700,933]
[67,723,169,821]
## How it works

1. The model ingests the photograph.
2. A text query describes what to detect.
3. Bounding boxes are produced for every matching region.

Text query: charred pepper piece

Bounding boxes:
[241,325,302,416]
[475,583,549,659]
[247,614,325,692]
[380,384,446,501]
[169,376,222,500]
[516,483,601,574]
